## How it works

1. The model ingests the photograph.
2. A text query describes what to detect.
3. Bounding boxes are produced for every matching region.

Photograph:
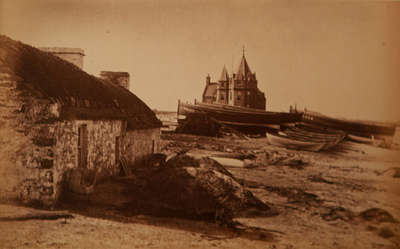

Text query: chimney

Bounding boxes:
[39,47,85,69]
[100,71,130,90]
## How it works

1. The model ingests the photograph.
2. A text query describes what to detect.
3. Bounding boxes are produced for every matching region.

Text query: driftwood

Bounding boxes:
[218,122,250,140]
[120,158,132,176]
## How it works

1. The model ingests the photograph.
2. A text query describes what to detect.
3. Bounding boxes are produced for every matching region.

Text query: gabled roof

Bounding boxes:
[0,35,161,129]
[236,55,252,79]
[202,82,217,98]
[219,66,229,82]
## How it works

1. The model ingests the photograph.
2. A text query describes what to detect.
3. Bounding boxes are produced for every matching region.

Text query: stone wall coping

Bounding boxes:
[39,47,85,56]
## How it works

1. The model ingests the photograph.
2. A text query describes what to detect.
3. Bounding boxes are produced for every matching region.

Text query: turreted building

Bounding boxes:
[202,53,266,110]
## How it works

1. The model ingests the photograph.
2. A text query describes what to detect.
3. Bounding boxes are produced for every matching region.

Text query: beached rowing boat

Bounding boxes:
[267,132,326,152]
[347,134,383,146]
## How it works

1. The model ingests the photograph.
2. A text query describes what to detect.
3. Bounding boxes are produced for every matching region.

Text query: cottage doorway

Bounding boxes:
[78,124,88,169]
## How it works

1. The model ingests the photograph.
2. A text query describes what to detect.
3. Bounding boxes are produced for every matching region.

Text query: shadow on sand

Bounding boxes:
[58,194,281,243]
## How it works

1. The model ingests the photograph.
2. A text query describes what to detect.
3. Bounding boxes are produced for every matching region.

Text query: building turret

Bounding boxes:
[235,54,252,80]
[219,66,229,84]
[217,66,229,105]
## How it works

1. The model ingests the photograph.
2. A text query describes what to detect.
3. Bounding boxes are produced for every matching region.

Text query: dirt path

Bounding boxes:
[1,134,399,249]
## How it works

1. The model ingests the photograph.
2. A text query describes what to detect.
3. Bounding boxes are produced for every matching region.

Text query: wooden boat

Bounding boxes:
[347,134,383,146]
[284,128,344,140]
[267,132,326,152]
[295,122,347,135]
[217,120,280,129]
[302,110,396,137]
[178,101,302,126]
[276,123,346,151]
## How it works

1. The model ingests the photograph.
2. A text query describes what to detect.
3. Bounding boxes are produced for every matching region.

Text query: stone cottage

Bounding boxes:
[0,35,162,207]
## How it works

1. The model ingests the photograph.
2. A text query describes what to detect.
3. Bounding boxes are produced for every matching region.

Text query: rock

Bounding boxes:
[265,151,308,169]
[63,153,277,224]
[264,186,322,207]
[309,175,334,184]
[243,159,258,169]
[147,153,167,168]
[378,227,395,238]
[392,168,400,178]
[154,154,276,221]
[358,208,397,223]
[321,206,354,221]
[282,158,307,169]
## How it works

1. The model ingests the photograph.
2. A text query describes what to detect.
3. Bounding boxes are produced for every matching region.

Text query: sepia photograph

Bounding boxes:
[0,0,399,248]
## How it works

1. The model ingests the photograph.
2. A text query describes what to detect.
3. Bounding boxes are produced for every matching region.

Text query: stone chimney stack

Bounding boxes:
[39,47,85,69]
[100,71,130,90]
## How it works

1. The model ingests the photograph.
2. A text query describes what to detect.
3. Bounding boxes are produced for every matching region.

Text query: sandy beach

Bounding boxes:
[1,133,399,249]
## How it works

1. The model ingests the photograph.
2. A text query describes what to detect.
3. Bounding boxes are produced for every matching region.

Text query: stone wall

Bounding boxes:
[40,120,160,205]
[0,71,161,207]
[52,119,124,202]
[0,71,61,206]
[120,128,161,167]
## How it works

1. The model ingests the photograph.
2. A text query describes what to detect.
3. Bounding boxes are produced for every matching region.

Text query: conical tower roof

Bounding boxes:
[219,65,229,82]
[236,55,252,79]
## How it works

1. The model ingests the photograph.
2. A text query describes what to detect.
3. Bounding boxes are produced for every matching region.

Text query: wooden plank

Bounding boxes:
[218,120,280,129]
[120,158,132,176]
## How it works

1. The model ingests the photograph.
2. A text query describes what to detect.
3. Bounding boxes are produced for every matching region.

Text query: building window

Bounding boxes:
[221,95,224,100]
[237,91,242,100]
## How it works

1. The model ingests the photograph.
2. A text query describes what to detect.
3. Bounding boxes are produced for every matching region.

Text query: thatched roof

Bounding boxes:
[0,35,161,129]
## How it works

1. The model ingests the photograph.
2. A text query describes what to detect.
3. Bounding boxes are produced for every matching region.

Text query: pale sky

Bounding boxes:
[1,0,399,122]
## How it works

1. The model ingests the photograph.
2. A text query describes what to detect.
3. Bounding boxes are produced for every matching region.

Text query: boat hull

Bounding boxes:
[178,101,302,126]
[302,110,396,137]
[267,133,326,152]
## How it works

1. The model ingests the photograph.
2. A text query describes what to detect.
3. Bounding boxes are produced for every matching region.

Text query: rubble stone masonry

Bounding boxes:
[0,71,160,207]
[0,71,60,206]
